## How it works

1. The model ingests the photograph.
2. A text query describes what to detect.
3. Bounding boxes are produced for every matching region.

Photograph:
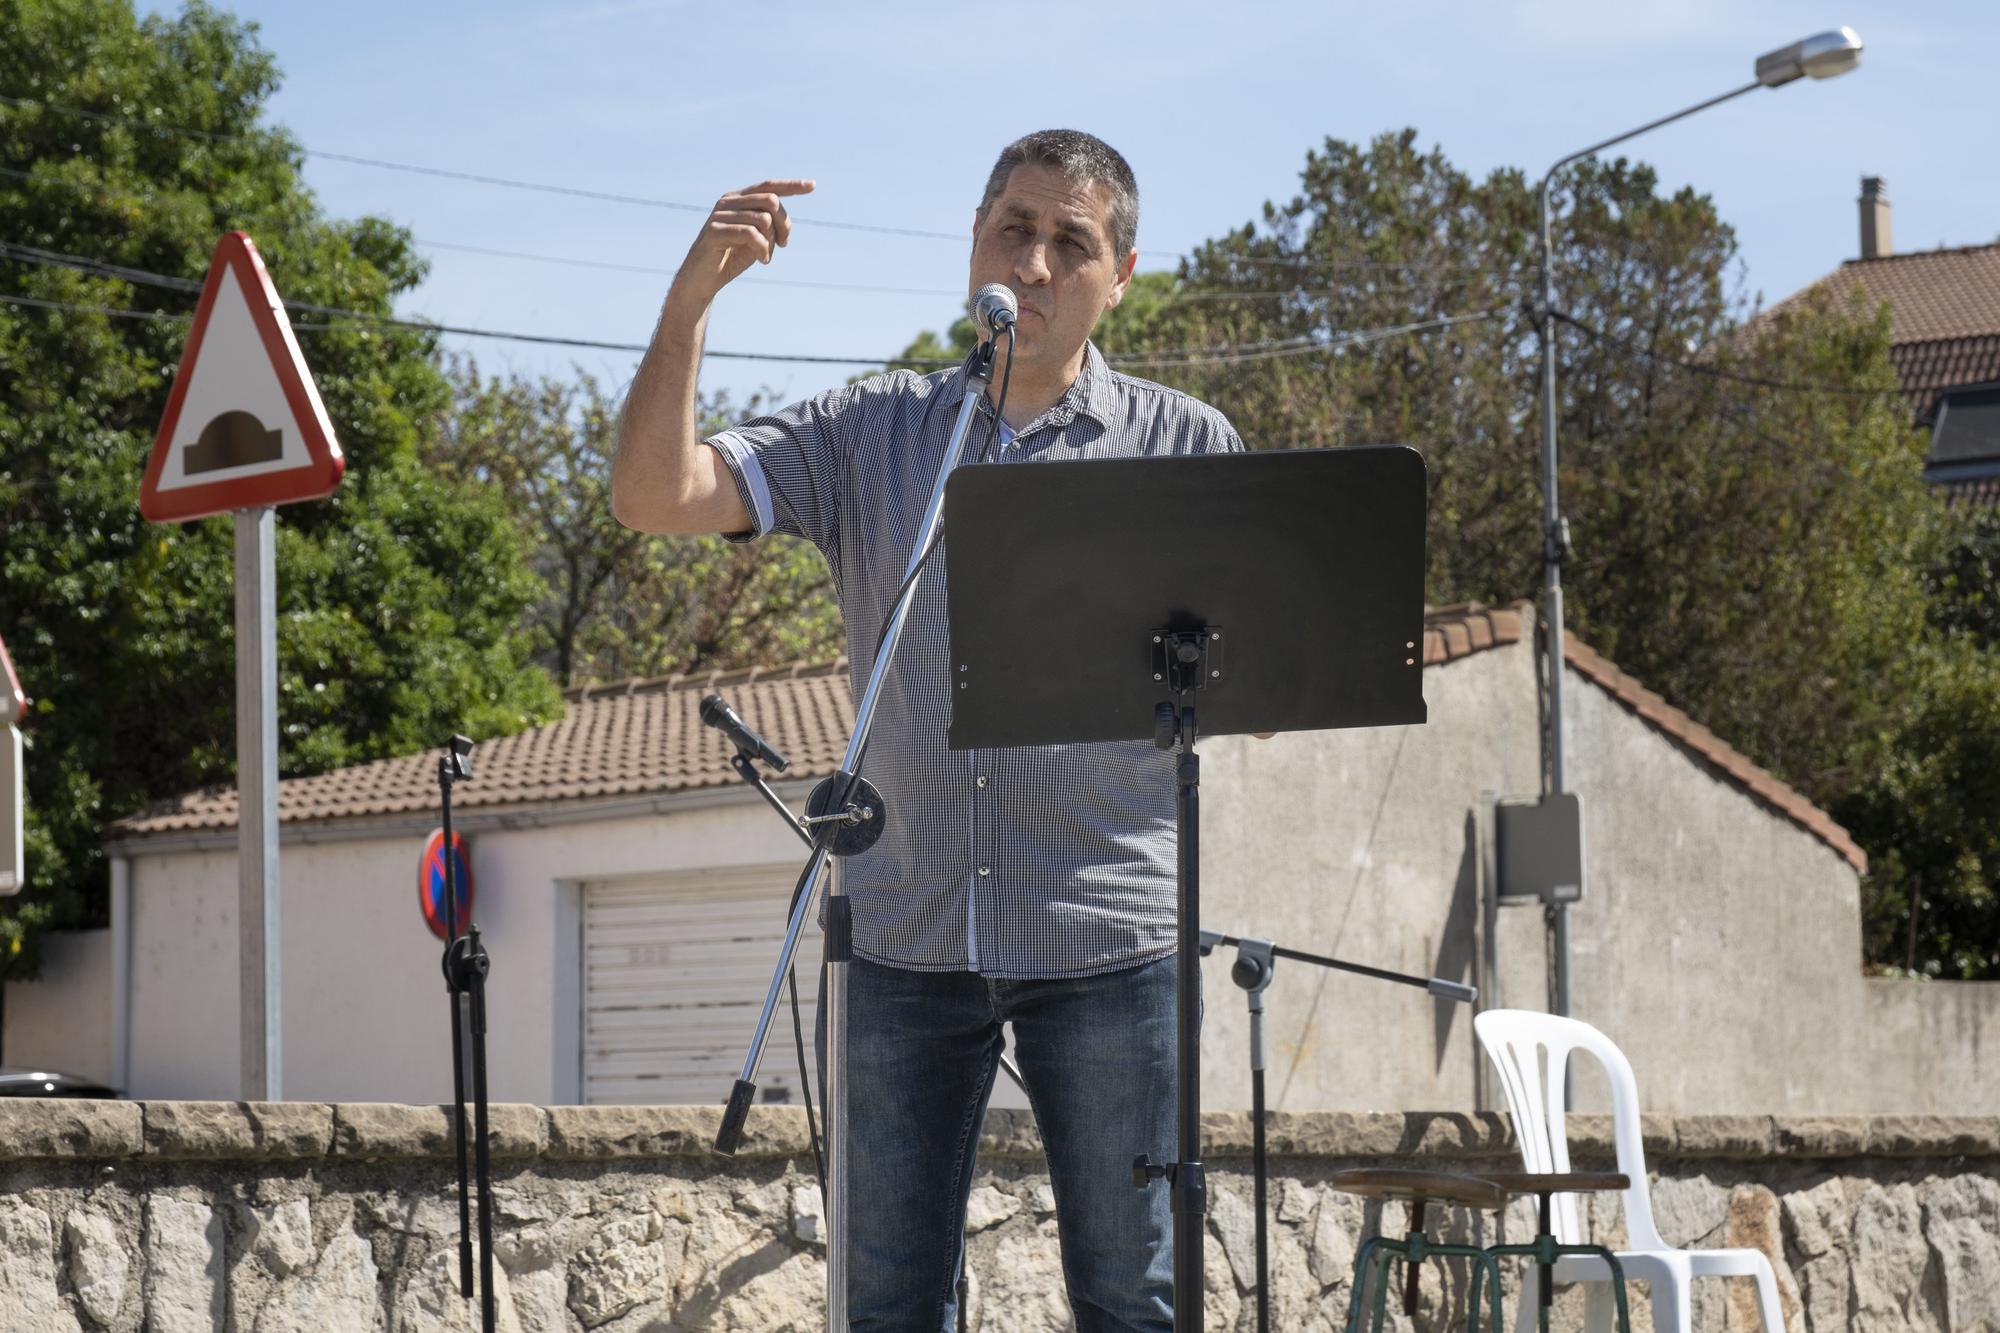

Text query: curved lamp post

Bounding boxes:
[1536,27,1862,1018]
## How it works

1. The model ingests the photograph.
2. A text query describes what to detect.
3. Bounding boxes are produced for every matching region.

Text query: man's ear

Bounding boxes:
[1106,249,1138,309]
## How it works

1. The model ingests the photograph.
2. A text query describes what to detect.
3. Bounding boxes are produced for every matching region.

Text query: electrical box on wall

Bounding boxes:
[1495,793,1584,905]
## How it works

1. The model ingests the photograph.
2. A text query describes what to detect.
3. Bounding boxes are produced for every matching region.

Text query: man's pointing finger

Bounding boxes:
[745,179,816,198]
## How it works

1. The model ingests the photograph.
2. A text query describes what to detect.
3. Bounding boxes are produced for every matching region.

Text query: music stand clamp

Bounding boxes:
[944,446,1429,1331]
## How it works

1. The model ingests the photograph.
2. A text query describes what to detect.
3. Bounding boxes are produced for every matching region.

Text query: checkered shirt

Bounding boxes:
[708,341,1245,978]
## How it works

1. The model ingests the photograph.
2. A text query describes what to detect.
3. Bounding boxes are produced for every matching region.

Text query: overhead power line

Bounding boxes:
[0,88,1489,267]
[0,90,965,242]
[0,243,1504,368]
[1552,310,1903,400]
[416,238,963,296]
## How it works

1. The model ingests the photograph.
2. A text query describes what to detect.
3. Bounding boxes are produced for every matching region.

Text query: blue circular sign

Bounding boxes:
[419,829,473,941]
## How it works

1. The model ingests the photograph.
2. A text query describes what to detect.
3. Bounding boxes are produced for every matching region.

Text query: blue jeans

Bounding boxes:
[818,953,1182,1332]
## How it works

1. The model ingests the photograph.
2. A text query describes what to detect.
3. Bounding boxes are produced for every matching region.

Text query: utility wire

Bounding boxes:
[0,159,1492,304]
[1552,309,1904,400]
[416,238,962,296]
[1121,310,1505,369]
[0,241,959,364]
[2,240,1506,369]
[0,91,964,242]
[0,89,1504,267]
[0,164,966,301]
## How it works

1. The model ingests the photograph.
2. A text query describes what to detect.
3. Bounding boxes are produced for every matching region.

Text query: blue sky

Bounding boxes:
[153,1,1998,410]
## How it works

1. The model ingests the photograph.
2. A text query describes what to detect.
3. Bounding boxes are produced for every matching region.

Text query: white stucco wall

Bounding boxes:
[113,789,817,1104]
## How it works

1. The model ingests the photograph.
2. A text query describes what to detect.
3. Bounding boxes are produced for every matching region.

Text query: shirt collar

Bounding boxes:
[968,340,1117,434]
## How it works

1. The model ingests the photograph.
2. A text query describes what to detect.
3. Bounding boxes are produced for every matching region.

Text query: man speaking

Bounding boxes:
[612,130,1243,1331]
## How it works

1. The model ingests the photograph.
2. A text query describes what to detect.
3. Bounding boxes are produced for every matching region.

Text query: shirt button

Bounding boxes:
[976,775,988,789]
[978,865,991,877]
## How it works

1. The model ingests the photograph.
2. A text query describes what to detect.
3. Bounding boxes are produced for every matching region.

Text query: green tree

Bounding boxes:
[0,0,559,973]
[1834,506,2000,978]
[430,360,843,688]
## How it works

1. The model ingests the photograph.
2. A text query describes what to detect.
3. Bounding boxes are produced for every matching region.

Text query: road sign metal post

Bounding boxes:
[236,505,281,1100]
[144,231,344,1102]
[0,632,23,898]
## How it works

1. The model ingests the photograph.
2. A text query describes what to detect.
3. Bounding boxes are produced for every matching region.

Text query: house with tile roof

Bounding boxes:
[8,604,1991,1117]
[1761,177,2000,504]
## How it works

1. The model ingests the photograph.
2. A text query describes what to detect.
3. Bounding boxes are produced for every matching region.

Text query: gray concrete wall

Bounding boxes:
[1,927,113,1085]
[1854,978,2000,1113]
[1201,632,1999,1116]
[1200,638,1538,1115]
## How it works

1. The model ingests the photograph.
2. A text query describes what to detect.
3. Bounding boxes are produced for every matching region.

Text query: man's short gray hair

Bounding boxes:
[976,129,1139,260]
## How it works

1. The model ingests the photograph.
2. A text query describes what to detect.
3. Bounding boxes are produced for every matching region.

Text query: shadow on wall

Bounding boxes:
[1431,813,1479,1074]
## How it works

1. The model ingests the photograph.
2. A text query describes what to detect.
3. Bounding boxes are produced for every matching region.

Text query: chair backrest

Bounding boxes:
[1472,1008,1665,1250]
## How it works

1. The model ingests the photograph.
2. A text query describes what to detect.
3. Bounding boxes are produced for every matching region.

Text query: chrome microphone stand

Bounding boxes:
[715,331,1004,1329]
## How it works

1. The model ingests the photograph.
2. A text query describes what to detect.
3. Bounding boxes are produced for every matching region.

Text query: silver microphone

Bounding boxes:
[970,283,1018,341]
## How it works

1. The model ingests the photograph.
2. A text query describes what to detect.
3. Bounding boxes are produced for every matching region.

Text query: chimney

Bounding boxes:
[1859,176,1892,259]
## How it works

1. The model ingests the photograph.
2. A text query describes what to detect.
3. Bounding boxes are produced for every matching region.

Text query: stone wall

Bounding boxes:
[0,1101,1994,1332]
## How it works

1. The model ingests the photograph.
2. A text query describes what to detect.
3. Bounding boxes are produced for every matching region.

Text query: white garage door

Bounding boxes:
[583,865,822,1106]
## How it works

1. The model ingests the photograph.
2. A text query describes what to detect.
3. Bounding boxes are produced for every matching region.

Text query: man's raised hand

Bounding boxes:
[674,179,816,305]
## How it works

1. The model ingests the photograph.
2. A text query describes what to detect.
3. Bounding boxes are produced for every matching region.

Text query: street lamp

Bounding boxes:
[1534,27,1862,1018]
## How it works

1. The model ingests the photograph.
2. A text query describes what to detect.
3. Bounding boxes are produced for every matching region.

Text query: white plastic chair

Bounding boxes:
[1473,1009,1786,1333]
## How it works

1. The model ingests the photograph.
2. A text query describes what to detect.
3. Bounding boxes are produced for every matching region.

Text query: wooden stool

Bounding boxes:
[1328,1168,1509,1332]
[1478,1172,1633,1333]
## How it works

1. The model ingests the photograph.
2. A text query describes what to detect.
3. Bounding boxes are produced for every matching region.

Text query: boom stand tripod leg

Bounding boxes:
[713,340,999,1329]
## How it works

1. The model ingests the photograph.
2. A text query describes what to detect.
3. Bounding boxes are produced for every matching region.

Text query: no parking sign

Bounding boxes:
[419,828,474,941]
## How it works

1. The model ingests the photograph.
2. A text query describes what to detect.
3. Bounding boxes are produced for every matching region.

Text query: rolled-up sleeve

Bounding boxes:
[705,384,849,557]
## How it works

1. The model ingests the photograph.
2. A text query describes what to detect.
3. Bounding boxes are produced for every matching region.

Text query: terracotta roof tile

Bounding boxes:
[1893,336,2000,424]
[108,608,1864,873]
[109,660,855,839]
[1765,243,2000,344]
[1761,244,2000,424]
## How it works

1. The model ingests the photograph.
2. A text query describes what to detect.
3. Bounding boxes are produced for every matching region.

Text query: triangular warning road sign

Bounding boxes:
[142,231,344,523]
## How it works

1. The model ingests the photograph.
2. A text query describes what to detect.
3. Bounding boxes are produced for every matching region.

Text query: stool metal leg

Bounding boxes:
[1344,1233,1509,1333]
[1484,1242,1633,1333]
[1342,1237,1382,1333]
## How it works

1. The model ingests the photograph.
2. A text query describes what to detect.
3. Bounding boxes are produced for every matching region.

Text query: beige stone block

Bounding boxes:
[144,1196,224,1333]
[1922,1173,2000,1333]
[1676,1115,1776,1159]
[546,1104,792,1160]
[1264,1110,1411,1159]
[1772,1116,1869,1159]
[1865,1114,2000,1158]
[0,1201,82,1332]
[1398,1110,1515,1160]
[978,1107,1045,1159]
[254,1228,385,1332]
[324,1101,539,1160]
[332,1103,452,1158]
[1722,1184,1801,1332]
[1849,1181,1930,1332]
[143,1101,332,1159]
[483,1104,550,1158]
[0,1098,141,1159]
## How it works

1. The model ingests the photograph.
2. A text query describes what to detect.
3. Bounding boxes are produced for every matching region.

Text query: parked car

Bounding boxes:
[0,1067,116,1097]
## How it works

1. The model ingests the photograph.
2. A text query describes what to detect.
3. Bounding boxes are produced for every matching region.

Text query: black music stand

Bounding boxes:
[942,446,1429,1331]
